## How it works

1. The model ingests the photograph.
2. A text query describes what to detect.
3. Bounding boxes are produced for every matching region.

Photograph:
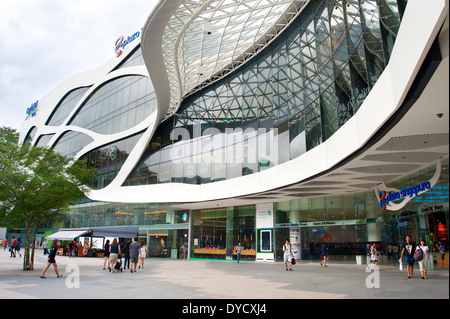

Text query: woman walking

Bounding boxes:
[109,238,121,272]
[416,239,430,279]
[139,241,147,269]
[103,239,110,270]
[283,239,293,271]
[40,240,63,278]
[369,243,382,269]
[320,243,328,267]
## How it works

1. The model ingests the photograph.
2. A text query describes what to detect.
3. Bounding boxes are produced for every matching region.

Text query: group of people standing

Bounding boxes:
[103,238,147,273]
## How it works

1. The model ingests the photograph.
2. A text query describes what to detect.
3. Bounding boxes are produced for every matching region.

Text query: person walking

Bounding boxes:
[40,240,63,279]
[10,237,17,257]
[129,238,140,273]
[400,235,416,278]
[109,238,121,272]
[68,240,74,258]
[139,240,147,269]
[369,243,382,269]
[416,239,430,279]
[15,238,22,258]
[181,242,187,260]
[437,241,445,267]
[43,240,49,255]
[283,239,293,271]
[123,242,131,270]
[103,239,110,270]
[235,242,242,264]
[320,243,328,267]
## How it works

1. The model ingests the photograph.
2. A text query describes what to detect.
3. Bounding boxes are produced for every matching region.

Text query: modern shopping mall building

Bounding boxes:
[18,0,449,264]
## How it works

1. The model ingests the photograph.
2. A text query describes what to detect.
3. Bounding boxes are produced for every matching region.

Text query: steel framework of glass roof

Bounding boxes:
[158,0,310,119]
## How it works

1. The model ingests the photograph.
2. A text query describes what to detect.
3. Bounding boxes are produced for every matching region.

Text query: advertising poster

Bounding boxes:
[290,229,301,261]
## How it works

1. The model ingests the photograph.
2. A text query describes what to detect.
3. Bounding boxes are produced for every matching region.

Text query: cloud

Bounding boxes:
[0,0,158,131]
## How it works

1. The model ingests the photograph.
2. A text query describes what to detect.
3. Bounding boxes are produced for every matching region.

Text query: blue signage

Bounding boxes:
[26,100,39,119]
[379,181,432,210]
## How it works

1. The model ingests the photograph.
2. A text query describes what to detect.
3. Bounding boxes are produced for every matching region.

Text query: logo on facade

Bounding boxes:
[115,29,142,57]
[375,159,442,211]
[378,182,432,210]
[26,101,39,119]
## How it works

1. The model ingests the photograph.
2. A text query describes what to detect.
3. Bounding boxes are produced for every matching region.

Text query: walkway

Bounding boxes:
[0,248,448,300]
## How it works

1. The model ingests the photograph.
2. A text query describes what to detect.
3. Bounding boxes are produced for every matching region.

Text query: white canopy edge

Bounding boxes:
[45,229,91,241]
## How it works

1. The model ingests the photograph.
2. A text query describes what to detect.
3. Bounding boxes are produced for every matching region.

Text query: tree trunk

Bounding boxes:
[30,227,40,270]
[23,222,32,271]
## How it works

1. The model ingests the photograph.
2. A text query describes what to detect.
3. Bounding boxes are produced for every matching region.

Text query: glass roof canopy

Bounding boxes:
[157,0,310,119]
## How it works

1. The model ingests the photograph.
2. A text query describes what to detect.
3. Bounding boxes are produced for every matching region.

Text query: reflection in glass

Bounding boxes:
[69,76,156,135]
[46,87,90,126]
[82,133,143,189]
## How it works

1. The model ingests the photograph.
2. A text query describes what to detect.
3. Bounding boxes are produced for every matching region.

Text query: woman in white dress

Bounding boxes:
[283,239,293,271]
[139,241,147,269]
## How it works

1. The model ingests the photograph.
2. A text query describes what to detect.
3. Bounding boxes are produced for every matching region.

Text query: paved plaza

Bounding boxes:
[0,248,448,300]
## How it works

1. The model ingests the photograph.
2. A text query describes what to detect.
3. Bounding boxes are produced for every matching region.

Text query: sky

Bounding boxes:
[0,0,159,131]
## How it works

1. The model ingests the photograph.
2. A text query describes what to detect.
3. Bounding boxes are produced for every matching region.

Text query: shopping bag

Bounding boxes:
[398,259,403,272]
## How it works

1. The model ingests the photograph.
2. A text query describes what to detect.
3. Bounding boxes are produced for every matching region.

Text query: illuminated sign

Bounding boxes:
[26,100,39,119]
[115,29,142,57]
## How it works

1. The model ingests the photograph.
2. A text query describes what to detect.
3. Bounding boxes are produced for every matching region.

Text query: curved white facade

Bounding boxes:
[19,0,449,209]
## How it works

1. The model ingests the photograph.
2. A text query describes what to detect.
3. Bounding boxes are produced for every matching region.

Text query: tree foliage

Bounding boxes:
[0,126,96,270]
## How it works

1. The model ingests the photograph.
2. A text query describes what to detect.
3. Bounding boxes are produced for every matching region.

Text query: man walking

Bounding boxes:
[10,237,17,257]
[129,238,141,273]
[400,235,416,278]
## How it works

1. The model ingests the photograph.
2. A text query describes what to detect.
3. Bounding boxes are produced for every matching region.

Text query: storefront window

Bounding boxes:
[192,206,255,260]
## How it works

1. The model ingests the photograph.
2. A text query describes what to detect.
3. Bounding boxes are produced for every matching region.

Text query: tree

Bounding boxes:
[0,126,96,270]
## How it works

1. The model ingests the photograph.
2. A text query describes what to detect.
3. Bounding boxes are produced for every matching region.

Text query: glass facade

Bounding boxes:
[191,205,256,260]
[52,131,94,158]
[46,87,91,126]
[126,0,408,186]
[81,133,144,189]
[45,160,447,263]
[113,46,145,71]
[68,202,189,228]
[273,159,449,264]
[69,75,157,135]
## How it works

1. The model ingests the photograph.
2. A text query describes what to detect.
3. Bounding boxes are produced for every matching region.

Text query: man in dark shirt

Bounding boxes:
[129,238,140,273]
[400,235,416,278]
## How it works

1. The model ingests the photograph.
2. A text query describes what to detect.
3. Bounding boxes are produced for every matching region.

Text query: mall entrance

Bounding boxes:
[145,229,189,259]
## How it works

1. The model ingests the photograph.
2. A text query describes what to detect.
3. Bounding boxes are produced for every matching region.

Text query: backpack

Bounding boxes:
[413,248,423,261]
